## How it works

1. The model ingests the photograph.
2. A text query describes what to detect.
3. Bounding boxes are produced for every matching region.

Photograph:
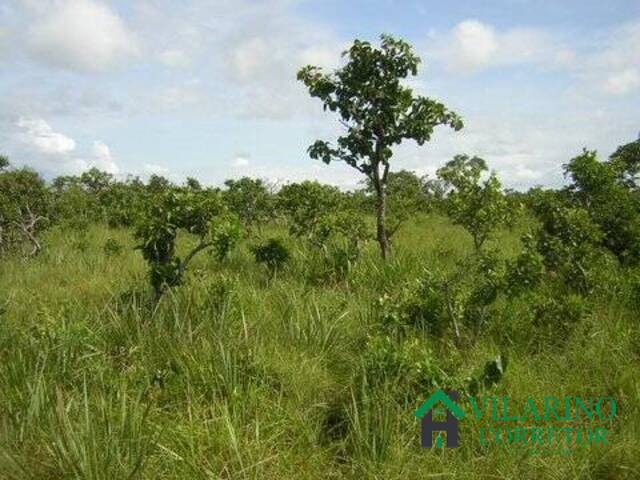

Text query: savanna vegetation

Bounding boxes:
[1,36,639,479]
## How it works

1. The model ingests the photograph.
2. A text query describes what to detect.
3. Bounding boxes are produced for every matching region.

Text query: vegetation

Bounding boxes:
[298,35,463,259]
[1,34,639,479]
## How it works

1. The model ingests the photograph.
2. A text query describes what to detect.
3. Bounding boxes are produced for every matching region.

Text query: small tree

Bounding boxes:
[437,155,510,251]
[0,164,50,256]
[276,181,339,238]
[298,34,463,259]
[135,189,241,299]
[223,177,273,228]
[564,147,640,265]
[252,238,290,278]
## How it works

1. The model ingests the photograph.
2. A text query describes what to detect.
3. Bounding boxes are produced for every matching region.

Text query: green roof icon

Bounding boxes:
[414,389,465,419]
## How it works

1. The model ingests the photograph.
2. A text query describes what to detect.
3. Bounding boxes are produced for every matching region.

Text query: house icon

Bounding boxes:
[414,390,464,448]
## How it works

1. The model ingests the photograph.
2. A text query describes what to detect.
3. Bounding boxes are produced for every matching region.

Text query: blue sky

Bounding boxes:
[1,0,639,190]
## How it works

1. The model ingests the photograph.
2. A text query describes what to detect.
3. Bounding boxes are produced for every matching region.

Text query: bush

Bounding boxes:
[360,334,446,398]
[252,238,290,276]
[103,238,123,256]
[210,214,242,261]
[377,252,505,343]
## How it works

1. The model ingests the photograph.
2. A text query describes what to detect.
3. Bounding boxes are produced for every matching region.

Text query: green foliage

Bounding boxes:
[362,169,432,234]
[437,154,510,251]
[1,209,639,478]
[185,176,202,191]
[223,177,273,227]
[103,238,123,256]
[532,293,591,347]
[134,189,236,298]
[277,181,340,238]
[0,165,50,255]
[530,191,604,293]
[310,209,370,281]
[298,34,462,258]
[0,154,9,171]
[361,335,446,394]
[210,214,242,261]
[467,354,508,395]
[377,252,504,343]
[505,234,546,296]
[252,237,290,276]
[564,147,640,265]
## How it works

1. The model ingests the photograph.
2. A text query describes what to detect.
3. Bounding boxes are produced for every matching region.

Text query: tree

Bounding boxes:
[437,155,510,251]
[297,34,463,259]
[0,166,50,255]
[134,189,241,299]
[223,177,273,228]
[147,174,172,194]
[362,169,428,237]
[276,181,340,238]
[529,191,603,293]
[78,168,114,194]
[564,146,640,265]
[185,177,202,191]
[0,155,9,171]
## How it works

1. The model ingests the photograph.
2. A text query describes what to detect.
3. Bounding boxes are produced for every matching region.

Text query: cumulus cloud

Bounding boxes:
[430,19,574,73]
[89,140,119,174]
[10,116,121,176]
[27,0,138,72]
[231,155,250,167]
[16,116,76,154]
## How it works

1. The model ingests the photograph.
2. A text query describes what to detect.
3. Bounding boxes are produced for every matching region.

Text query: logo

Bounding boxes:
[414,389,464,448]
[414,389,617,455]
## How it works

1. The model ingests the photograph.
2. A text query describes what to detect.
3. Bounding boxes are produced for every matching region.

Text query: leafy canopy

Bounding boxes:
[297,34,463,175]
[437,155,510,251]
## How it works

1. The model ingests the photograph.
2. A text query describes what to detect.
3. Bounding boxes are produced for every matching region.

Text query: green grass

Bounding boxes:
[0,214,639,479]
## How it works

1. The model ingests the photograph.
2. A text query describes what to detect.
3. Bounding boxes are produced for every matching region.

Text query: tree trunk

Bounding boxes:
[376,187,389,260]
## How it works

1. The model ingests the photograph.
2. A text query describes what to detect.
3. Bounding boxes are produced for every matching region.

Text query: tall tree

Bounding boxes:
[298,34,463,259]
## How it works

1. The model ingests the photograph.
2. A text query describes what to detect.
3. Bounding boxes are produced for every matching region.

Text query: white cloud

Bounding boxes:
[232,156,250,167]
[16,116,76,154]
[27,0,138,72]
[446,20,498,72]
[579,21,640,96]
[11,117,120,176]
[431,19,573,73]
[603,69,640,95]
[89,140,119,174]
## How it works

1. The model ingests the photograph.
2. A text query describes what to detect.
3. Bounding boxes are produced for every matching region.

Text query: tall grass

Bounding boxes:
[0,215,638,478]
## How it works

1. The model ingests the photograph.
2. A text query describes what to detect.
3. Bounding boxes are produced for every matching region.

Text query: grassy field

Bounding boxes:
[1,214,639,479]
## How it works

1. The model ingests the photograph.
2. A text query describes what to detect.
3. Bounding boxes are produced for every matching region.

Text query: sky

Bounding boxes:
[1,0,639,190]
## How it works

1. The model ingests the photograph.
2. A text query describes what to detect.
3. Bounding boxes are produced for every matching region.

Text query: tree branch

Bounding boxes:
[179,238,212,274]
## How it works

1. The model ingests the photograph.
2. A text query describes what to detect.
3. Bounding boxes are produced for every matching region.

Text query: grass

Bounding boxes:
[0,214,639,479]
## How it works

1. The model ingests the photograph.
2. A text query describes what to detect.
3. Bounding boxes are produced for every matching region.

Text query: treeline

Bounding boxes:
[2,138,639,272]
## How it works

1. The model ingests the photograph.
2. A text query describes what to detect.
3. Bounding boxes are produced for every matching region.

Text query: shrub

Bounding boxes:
[134,189,239,298]
[103,238,124,257]
[210,214,242,261]
[310,210,370,282]
[252,238,290,276]
[437,155,511,251]
[531,193,604,293]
